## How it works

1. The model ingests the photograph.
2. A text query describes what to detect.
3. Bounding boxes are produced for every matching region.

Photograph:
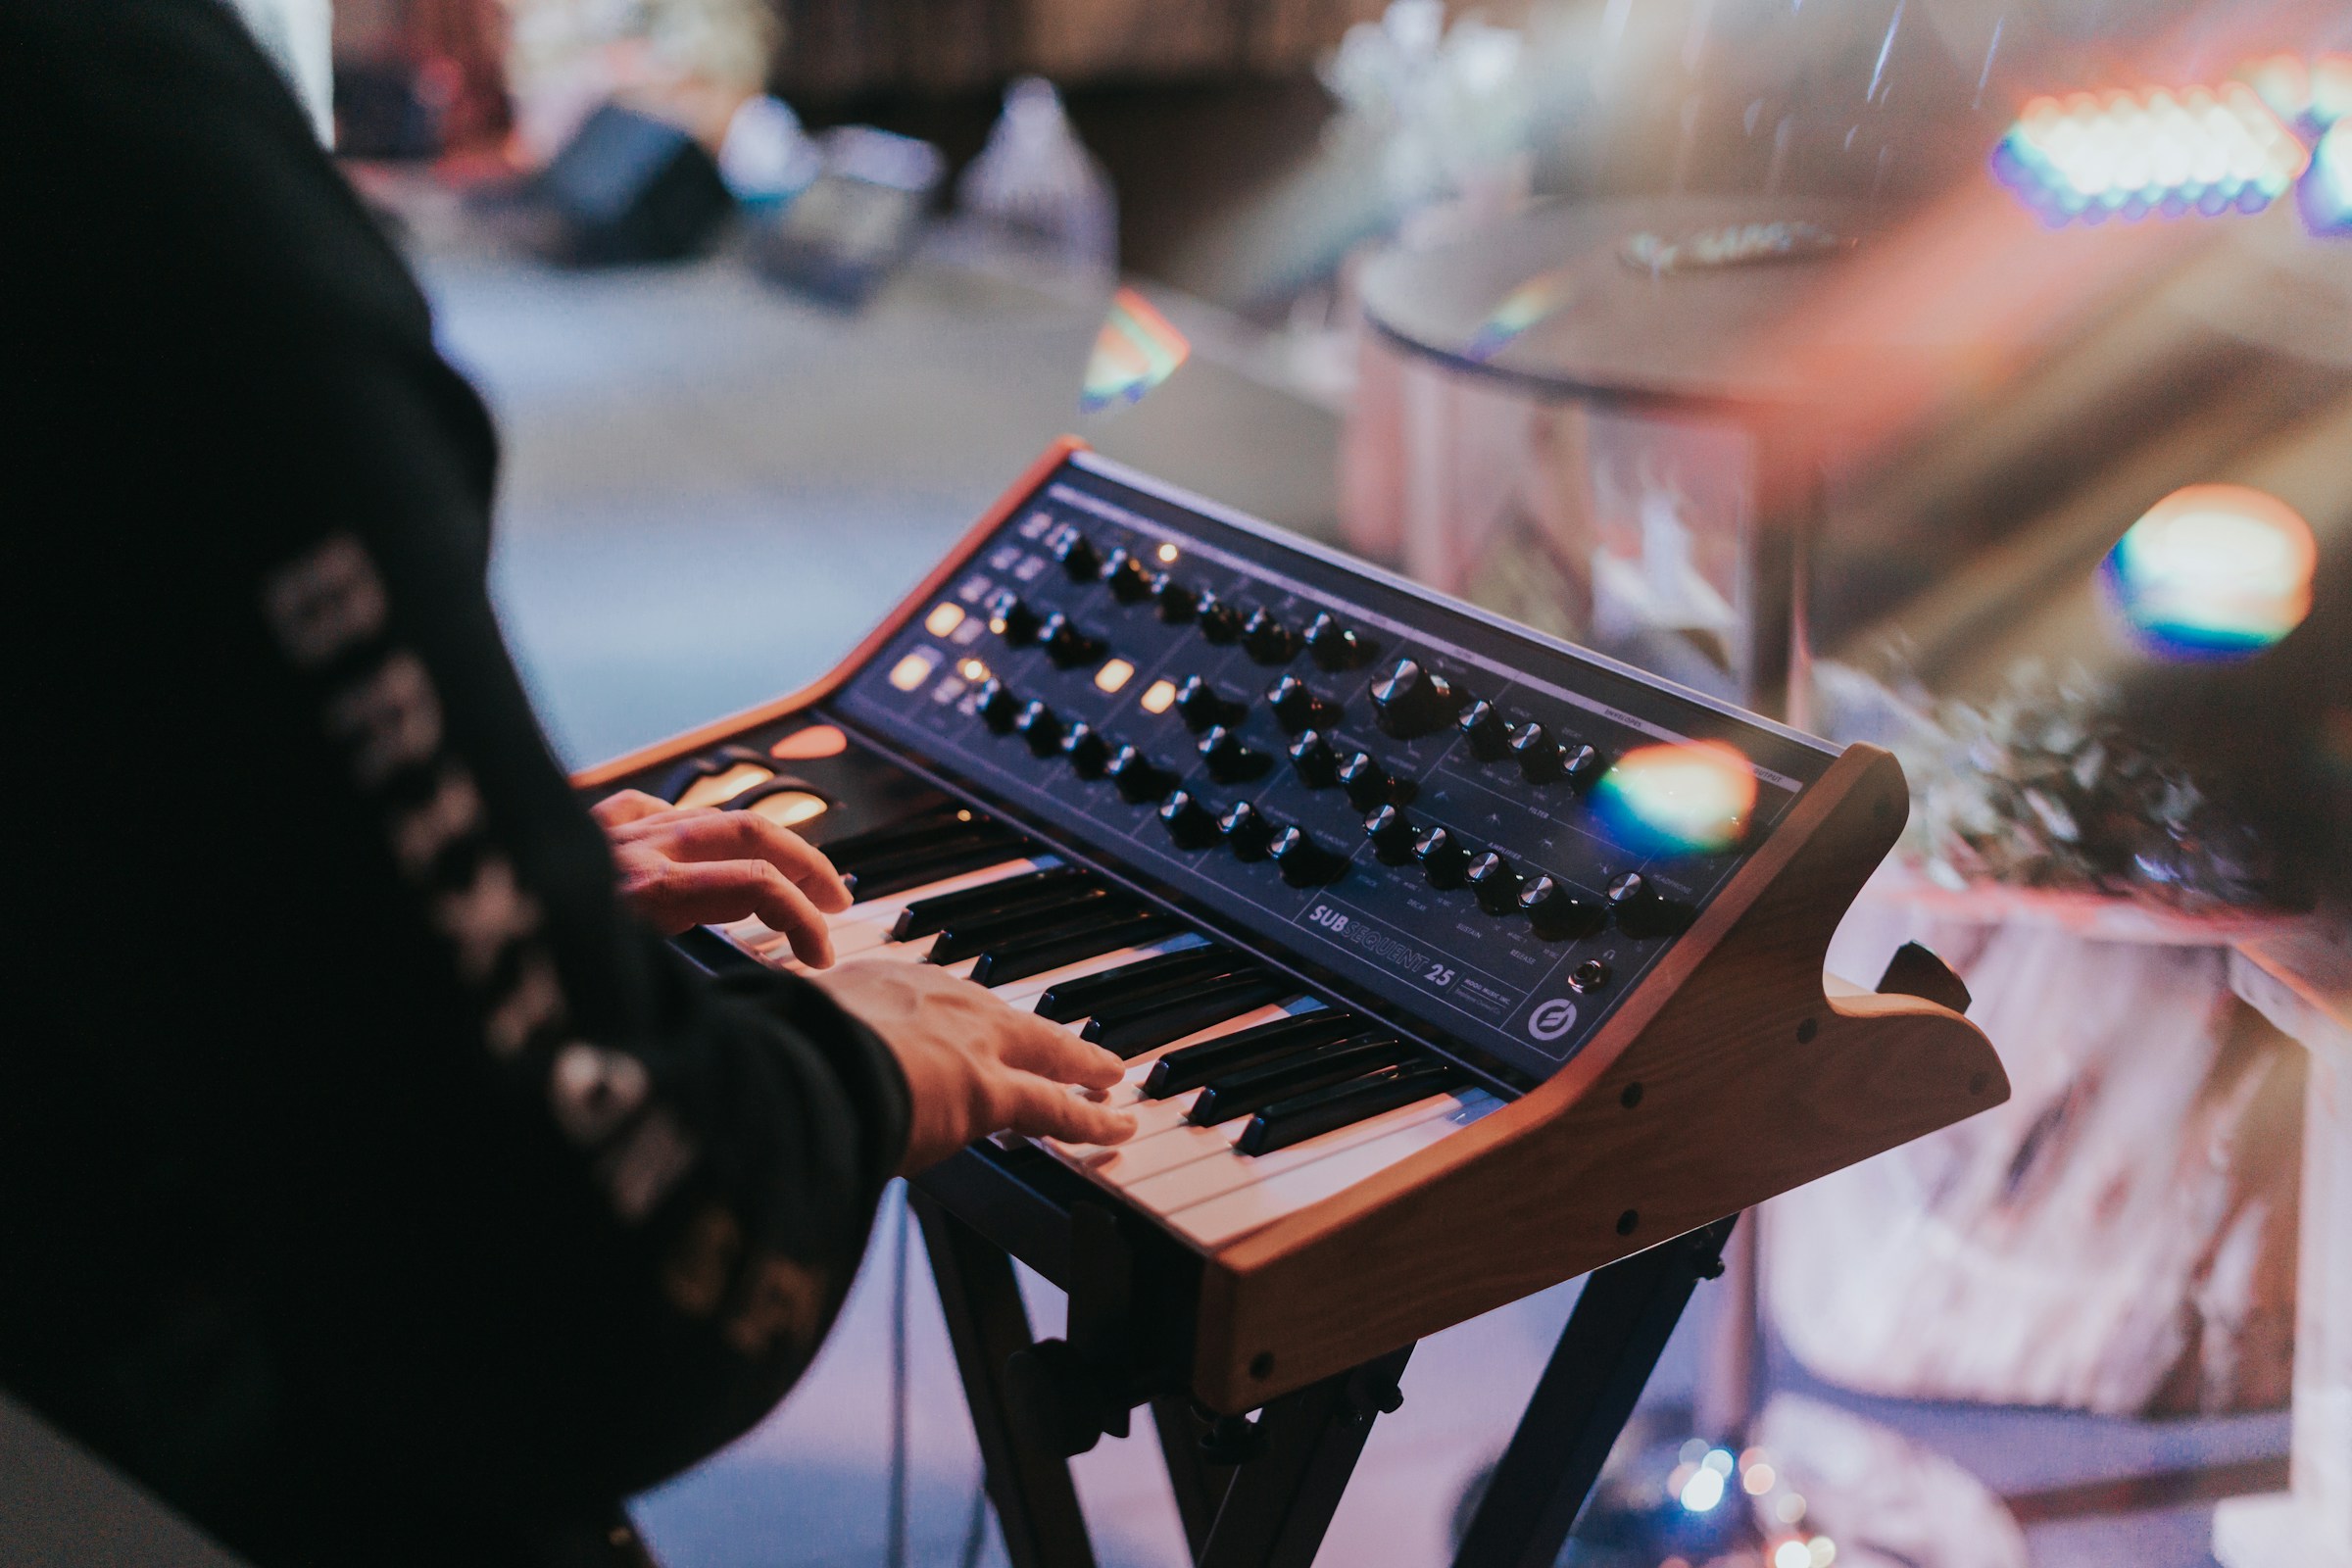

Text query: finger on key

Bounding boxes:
[999,1014,1127,1090]
[666,860,836,967]
[1005,1078,1138,1146]
[664,812,854,912]
[591,788,672,827]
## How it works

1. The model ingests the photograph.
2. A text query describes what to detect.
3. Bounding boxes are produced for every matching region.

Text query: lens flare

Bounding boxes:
[2243,53,2352,134]
[1080,287,1191,414]
[1993,84,2309,224]
[1592,742,1760,858]
[2302,122,2352,235]
[1464,268,1575,363]
[2098,484,2317,661]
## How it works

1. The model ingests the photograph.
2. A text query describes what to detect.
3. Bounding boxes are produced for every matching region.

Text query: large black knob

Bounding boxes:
[1101,547,1153,603]
[1265,675,1339,733]
[1242,607,1299,665]
[1414,826,1472,889]
[1175,674,1245,734]
[1338,751,1402,811]
[1197,595,1244,645]
[1152,574,1199,623]
[1107,746,1173,804]
[1061,721,1112,778]
[1561,742,1605,793]
[1160,790,1222,850]
[1015,700,1064,757]
[1304,612,1374,671]
[975,679,1021,733]
[1465,852,1523,915]
[1607,871,1692,938]
[1457,700,1511,760]
[1510,722,1565,783]
[1289,729,1341,788]
[1363,804,1418,864]
[988,591,1041,647]
[1219,801,1277,861]
[1372,660,1463,739]
[1199,725,1273,783]
[1520,874,1605,941]
[1271,826,1346,887]
[1054,530,1101,580]
[1040,612,1103,669]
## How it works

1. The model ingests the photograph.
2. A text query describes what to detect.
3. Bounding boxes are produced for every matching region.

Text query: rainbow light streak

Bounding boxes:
[2097,484,2317,662]
[2301,122,2352,235]
[1463,268,1574,363]
[1080,287,1190,414]
[1992,84,2309,224]
[1591,742,1760,859]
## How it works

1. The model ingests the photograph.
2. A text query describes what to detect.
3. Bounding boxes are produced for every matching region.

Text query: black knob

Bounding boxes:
[1560,743,1605,793]
[1338,751,1402,811]
[1061,721,1112,778]
[1015,700,1063,757]
[1466,852,1523,915]
[988,591,1041,647]
[1175,674,1245,733]
[1520,875,1605,941]
[1607,871,1691,939]
[1510,722,1565,783]
[1054,530,1100,580]
[1220,801,1277,861]
[1107,746,1172,804]
[1265,675,1339,733]
[1304,612,1374,671]
[1363,804,1418,863]
[1242,607,1299,665]
[1271,826,1346,887]
[975,679,1021,733]
[1457,700,1511,760]
[1200,724,1273,783]
[1197,595,1243,644]
[1570,957,1613,994]
[1289,729,1341,788]
[1040,612,1103,669]
[1414,826,1472,889]
[1160,790,1222,850]
[1371,659,1463,739]
[1153,574,1199,622]
[1101,547,1153,603]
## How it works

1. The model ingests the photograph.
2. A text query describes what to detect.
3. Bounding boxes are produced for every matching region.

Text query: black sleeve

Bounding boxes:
[0,2,907,1561]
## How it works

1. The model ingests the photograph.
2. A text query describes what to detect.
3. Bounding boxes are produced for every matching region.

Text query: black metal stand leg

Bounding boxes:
[1152,1396,1236,1559]
[1452,1216,1740,1568]
[909,1186,1098,1568]
[1196,1347,1415,1568]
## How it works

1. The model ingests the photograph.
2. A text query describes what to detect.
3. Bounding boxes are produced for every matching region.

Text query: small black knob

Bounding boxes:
[1061,722,1112,778]
[1265,675,1339,733]
[988,591,1041,647]
[1200,724,1273,784]
[1015,700,1063,757]
[1289,729,1341,788]
[1220,801,1277,861]
[1607,871,1691,938]
[1271,826,1346,887]
[975,679,1021,733]
[1570,957,1613,994]
[1197,595,1244,645]
[1371,659,1463,739]
[1304,612,1374,671]
[1101,547,1153,603]
[1107,746,1172,805]
[1363,804,1418,863]
[1338,752,1401,812]
[1511,722,1565,783]
[1054,531,1100,580]
[1414,826,1472,889]
[1520,875,1605,941]
[1040,612,1103,669]
[1160,790,1222,850]
[1152,574,1199,622]
[1175,674,1245,734]
[1242,607,1298,665]
[1457,700,1511,760]
[1560,743,1605,793]
[1466,852,1523,915]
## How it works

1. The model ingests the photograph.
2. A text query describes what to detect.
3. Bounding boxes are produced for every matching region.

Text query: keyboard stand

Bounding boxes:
[912,1143,1736,1568]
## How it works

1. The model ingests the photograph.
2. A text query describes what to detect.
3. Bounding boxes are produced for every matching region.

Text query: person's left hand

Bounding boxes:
[591,790,853,966]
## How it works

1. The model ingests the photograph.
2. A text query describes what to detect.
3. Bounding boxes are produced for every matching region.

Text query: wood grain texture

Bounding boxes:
[1191,745,2010,1412]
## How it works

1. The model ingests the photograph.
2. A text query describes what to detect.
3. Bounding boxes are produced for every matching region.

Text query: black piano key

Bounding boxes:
[1080,976,1298,1058]
[843,843,1031,902]
[836,825,1023,884]
[1144,1010,1371,1098]
[1187,1035,1413,1125]
[927,890,1130,963]
[816,808,985,866]
[891,865,1097,941]
[967,913,1184,987]
[1236,1061,1462,1155]
[1033,945,1247,1024]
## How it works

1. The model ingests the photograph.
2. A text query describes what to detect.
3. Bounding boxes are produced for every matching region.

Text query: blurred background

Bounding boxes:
[235,0,2352,1561]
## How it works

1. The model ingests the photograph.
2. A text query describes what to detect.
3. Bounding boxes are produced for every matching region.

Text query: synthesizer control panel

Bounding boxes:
[825,452,1836,1089]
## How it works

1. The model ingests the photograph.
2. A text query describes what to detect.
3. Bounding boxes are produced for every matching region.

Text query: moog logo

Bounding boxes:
[1527,998,1579,1042]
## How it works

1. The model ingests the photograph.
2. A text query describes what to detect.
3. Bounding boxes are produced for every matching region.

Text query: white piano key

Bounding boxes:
[1120,1090,1495,1218]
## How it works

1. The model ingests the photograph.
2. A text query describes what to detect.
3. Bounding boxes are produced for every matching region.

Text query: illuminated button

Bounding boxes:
[924,602,967,637]
[1456,700,1511,760]
[1175,674,1246,733]
[1155,542,1180,564]
[1363,804,1417,864]
[1101,547,1154,602]
[987,590,1041,647]
[1159,790,1223,850]
[1054,530,1101,580]
[1061,722,1112,778]
[1304,612,1374,671]
[1519,875,1605,941]
[1465,852,1523,915]
[1139,678,1179,715]
[1040,612,1104,668]
[1197,595,1244,645]
[975,679,1021,732]
[1271,826,1346,887]
[1413,826,1471,889]
[769,724,849,760]
[1219,801,1277,861]
[1015,700,1064,757]
[1338,752,1401,812]
[675,761,771,809]
[741,789,828,829]
[1288,729,1340,788]
[1199,725,1272,783]
[1107,746,1173,804]
[1569,958,1612,994]
[1242,607,1298,664]
[1511,722,1566,783]
[1265,674,1339,733]
[1153,574,1199,622]
[889,651,940,692]
[1094,658,1136,694]
[1371,660,1463,739]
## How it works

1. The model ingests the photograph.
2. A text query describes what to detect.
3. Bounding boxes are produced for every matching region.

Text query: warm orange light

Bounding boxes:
[957,658,990,682]
[1155,542,1179,564]
[677,762,771,809]
[1094,658,1137,693]
[745,791,828,829]
[1140,678,1178,714]
[889,653,937,691]
[924,602,967,637]
[770,725,849,760]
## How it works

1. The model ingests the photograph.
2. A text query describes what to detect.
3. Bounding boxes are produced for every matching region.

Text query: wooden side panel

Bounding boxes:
[571,436,1088,788]
[1191,746,2009,1411]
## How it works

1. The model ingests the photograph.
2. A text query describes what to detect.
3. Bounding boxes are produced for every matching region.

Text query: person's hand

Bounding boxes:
[810,960,1138,1172]
[592,790,853,966]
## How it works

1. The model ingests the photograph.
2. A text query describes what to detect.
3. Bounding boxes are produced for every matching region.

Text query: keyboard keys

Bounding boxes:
[891,864,1096,939]
[1144,1009,1370,1097]
[926,890,1130,962]
[844,838,1032,900]
[969,911,1184,985]
[1237,1060,1462,1154]
[1081,975,1297,1057]
[1120,1089,1493,1216]
[1033,945,1247,1024]
[1188,1035,1414,1125]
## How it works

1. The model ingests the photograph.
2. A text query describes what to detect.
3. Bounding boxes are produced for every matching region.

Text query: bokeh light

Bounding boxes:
[1678,1464,1727,1513]
[1080,286,1191,413]
[2301,122,2352,236]
[2243,52,2352,134]
[1992,84,2309,224]
[1592,742,1761,858]
[2098,483,2317,661]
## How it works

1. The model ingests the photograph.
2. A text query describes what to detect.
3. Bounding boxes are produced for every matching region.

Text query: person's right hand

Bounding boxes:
[810,960,1138,1173]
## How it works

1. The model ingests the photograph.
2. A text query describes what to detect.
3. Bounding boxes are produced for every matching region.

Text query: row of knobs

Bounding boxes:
[1361,800,1679,941]
[1371,662,1607,789]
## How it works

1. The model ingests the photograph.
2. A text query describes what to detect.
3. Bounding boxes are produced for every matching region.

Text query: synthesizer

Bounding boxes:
[575,439,2005,1563]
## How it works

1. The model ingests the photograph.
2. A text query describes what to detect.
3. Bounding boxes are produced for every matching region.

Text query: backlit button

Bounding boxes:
[987,591,1041,647]
[1570,958,1612,994]
[1271,827,1346,887]
[1040,612,1103,669]
[1338,752,1404,811]
[1371,659,1464,739]
[1061,722,1112,778]
[1101,547,1153,602]
[1175,674,1246,733]
[1510,722,1565,783]
[1197,595,1244,645]
[1519,875,1605,941]
[1457,700,1511,760]
[1015,701,1063,757]
[1159,790,1222,850]
[1219,801,1277,861]
[1200,725,1273,783]
[1054,531,1101,580]
[1153,574,1199,622]
[1304,611,1374,671]
[1288,730,1340,788]
[1363,804,1417,863]
[1107,746,1173,804]
[1265,674,1339,733]
[1242,607,1299,664]
[1414,826,1471,889]
[975,679,1021,733]
[1465,852,1523,915]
